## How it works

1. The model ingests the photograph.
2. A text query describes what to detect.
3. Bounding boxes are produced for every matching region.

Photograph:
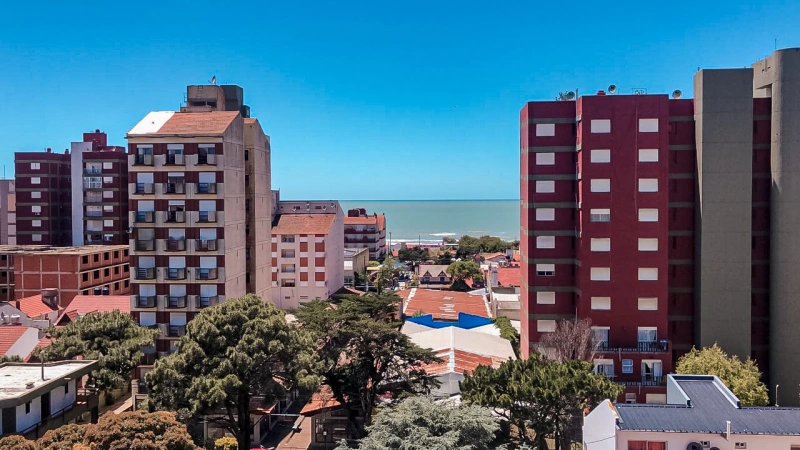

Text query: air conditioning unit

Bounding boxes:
[686,443,703,450]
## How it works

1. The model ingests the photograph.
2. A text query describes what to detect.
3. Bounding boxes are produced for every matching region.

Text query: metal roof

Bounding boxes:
[615,376,800,435]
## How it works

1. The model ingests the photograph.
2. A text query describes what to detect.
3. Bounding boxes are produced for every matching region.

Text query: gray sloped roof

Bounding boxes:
[615,379,800,435]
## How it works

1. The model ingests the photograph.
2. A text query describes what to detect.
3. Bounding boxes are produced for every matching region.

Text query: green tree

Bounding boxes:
[80,411,198,450]
[295,294,441,436]
[397,246,429,265]
[375,256,398,294]
[676,343,769,406]
[338,396,500,450]
[455,235,481,258]
[146,295,317,450]
[37,311,159,392]
[37,423,85,450]
[0,435,38,450]
[460,355,622,449]
[368,261,381,267]
[437,250,454,265]
[0,355,22,363]
[456,235,513,258]
[494,317,520,358]
[446,260,484,290]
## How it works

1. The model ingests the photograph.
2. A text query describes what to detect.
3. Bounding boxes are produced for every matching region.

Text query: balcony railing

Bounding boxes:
[85,209,103,217]
[166,154,184,165]
[197,154,216,165]
[83,180,102,189]
[135,239,155,251]
[196,239,217,251]
[135,183,155,194]
[166,211,186,223]
[196,268,218,280]
[136,267,156,280]
[198,211,217,223]
[196,296,220,309]
[280,252,296,258]
[84,167,102,175]
[166,268,186,280]
[168,325,186,337]
[135,154,153,165]
[281,267,296,273]
[345,237,378,244]
[167,296,187,308]
[618,375,668,387]
[85,193,103,203]
[196,183,217,194]
[344,228,377,234]
[85,236,104,245]
[136,295,156,308]
[164,182,186,194]
[136,211,155,223]
[166,239,186,251]
[596,341,669,354]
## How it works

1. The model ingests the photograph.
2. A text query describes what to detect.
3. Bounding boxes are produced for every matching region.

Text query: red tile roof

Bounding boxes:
[16,295,59,319]
[377,214,386,230]
[66,295,131,315]
[398,289,490,319]
[300,386,342,415]
[422,349,502,375]
[344,216,378,225]
[273,214,335,235]
[481,252,507,261]
[155,111,240,135]
[496,267,521,286]
[0,326,30,356]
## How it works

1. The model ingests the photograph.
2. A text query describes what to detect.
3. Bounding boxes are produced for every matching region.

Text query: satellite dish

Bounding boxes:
[566,91,576,100]
[672,89,683,99]
[608,84,618,94]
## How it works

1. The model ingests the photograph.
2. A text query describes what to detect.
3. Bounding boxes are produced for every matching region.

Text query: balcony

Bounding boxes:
[166,211,186,223]
[166,239,187,252]
[135,154,154,165]
[196,296,220,309]
[196,268,218,280]
[85,209,103,218]
[163,182,186,194]
[140,348,156,366]
[280,251,296,258]
[196,239,217,252]
[136,295,156,308]
[281,267,296,273]
[198,211,217,223]
[345,237,378,244]
[168,325,186,337]
[166,268,187,280]
[135,183,155,194]
[83,179,102,190]
[197,154,216,165]
[136,267,156,280]
[166,154,185,165]
[196,183,217,194]
[345,228,377,234]
[617,375,668,387]
[84,167,102,175]
[85,193,103,203]
[156,351,170,358]
[85,236,104,245]
[596,340,669,354]
[136,211,155,223]
[167,296,187,308]
[135,239,155,251]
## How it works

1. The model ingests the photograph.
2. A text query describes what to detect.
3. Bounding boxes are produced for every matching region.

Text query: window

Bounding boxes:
[590,149,611,163]
[65,383,70,394]
[639,118,659,132]
[639,148,659,162]
[103,162,113,169]
[103,190,113,199]
[593,359,614,376]
[114,266,119,275]
[25,402,31,414]
[82,256,88,264]
[281,235,296,243]
[639,208,658,222]
[735,443,747,449]
[590,208,611,222]
[537,320,556,332]
[638,297,658,310]
[638,238,658,251]
[103,176,112,184]
[622,359,634,374]
[535,123,556,137]
[591,297,611,310]
[30,163,40,170]
[638,268,658,281]
[93,270,99,279]
[590,179,611,192]
[625,392,636,403]
[31,177,40,185]
[32,220,41,227]
[32,234,42,242]
[104,252,109,260]
[590,238,610,252]
[535,208,555,221]
[245,150,249,161]
[31,205,41,215]
[281,279,296,287]
[535,180,555,193]
[639,178,658,192]
[93,254,99,262]
[104,268,109,277]
[638,327,657,342]
[103,220,113,228]
[31,191,41,199]
[590,119,611,133]
[536,292,555,304]
[535,152,555,165]
[590,267,611,281]
[536,264,555,276]
[536,236,555,249]
[82,273,88,282]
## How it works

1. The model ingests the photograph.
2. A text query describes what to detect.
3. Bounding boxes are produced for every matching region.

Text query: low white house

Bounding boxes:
[584,374,800,450]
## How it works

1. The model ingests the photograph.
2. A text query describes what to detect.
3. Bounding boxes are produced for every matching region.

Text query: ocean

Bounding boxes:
[338,200,520,245]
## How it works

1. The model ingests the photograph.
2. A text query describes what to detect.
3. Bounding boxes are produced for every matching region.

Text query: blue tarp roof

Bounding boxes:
[405,312,493,329]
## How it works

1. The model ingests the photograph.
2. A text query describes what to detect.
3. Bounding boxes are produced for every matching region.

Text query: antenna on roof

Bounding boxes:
[210,75,217,85]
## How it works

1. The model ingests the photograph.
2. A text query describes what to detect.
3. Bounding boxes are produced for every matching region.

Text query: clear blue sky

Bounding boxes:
[1,1,799,200]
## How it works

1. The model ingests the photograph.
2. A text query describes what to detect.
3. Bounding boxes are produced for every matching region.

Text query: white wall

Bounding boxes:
[15,396,41,433]
[70,142,91,246]
[617,430,800,450]
[582,399,617,450]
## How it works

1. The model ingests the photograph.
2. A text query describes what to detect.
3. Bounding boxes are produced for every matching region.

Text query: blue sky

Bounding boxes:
[1,1,799,200]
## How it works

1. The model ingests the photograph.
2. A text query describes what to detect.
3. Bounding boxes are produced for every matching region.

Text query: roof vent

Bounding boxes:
[25,382,35,389]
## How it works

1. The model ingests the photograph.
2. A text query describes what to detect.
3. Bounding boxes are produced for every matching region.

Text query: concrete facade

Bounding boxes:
[344,247,369,286]
[343,208,387,260]
[0,180,16,245]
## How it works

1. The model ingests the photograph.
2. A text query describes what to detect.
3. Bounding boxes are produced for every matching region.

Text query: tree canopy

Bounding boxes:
[36,310,159,392]
[338,396,501,450]
[437,250,454,265]
[0,411,197,450]
[538,318,598,363]
[456,235,512,258]
[145,295,317,450]
[374,255,399,294]
[446,261,484,291]
[294,293,441,436]
[397,246,430,265]
[494,317,520,358]
[676,343,769,406]
[460,354,622,449]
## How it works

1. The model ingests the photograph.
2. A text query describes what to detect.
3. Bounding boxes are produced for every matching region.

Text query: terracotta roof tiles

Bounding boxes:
[273,214,335,235]
[0,326,30,356]
[16,295,59,319]
[496,267,521,286]
[399,289,490,319]
[153,111,240,135]
[67,295,130,315]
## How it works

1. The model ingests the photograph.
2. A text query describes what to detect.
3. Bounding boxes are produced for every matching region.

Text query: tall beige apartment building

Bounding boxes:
[126,84,271,358]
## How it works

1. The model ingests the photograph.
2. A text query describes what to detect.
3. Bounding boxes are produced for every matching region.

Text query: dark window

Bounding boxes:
[246,273,251,284]
[123,249,129,257]
[25,402,31,414]
[671,237,677,249]
[104,252,109,261]
[82,256,88,264]
[82,273,89,282]
[114,266,119,275]
[93,270,100,279]
[245,150,249,161]
[113,251,119,258]
[65,383,69,394]
[83,290,89,295]
[1,255,5,261]
[114,282,120,290]
[124,280,129,288]
[1,289,6,294]
[123,264,129,273]
[104,268,110,277]
[93,254,99,263]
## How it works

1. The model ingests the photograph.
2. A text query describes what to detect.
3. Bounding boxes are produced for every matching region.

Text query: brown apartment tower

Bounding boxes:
[127,84,271,363]
[521,48,800,404]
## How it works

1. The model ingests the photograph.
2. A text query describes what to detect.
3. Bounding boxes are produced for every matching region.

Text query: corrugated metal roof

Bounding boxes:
[616,378,800,435]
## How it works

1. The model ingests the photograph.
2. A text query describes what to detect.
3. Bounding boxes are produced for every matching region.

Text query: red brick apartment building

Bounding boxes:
[519,49,797,403]
[343,208,387,260]
[14,131,128,246]
[0,244,130,307]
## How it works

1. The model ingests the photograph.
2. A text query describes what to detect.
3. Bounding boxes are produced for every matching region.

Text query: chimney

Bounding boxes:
[491,265,499,287]
[726,420,731,440]
[46,147,51,153]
